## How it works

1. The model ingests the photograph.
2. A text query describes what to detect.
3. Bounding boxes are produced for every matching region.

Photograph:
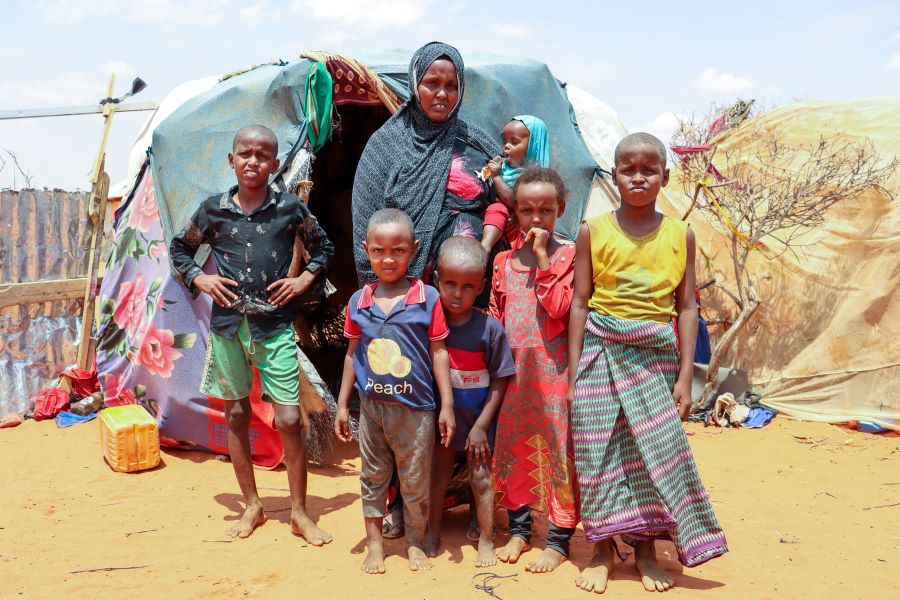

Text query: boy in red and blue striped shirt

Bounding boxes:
[424,236,516,567]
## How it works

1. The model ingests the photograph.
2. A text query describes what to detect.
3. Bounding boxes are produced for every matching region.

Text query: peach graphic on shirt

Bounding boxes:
[389,355,412,378]
[367,338,405,376]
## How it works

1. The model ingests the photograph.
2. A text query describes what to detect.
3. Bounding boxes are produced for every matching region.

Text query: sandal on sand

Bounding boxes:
[0,413,24,429]
[382,508,404,539]
[466,522,480,542]
[466,515,497,542]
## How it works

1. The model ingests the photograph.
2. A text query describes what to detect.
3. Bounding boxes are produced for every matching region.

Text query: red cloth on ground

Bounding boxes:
[105,388,136,408]
[62,368,100,399]
[33,387,71,421]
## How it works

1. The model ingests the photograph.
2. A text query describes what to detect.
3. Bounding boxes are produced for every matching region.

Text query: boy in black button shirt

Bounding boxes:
[170,125,333,544]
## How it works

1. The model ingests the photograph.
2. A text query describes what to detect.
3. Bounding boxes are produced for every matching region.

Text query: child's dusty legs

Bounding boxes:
[496,506,532,562]
[480,224,503,253]
[424,446,456,557]
[393,410,435,572]
[634,540,674,592]
[224,398,266,538]
[527,521,573,573]
[363,516,386,574]
[274,404,332,546]
[469,462,496,567]
[575,539,614,594]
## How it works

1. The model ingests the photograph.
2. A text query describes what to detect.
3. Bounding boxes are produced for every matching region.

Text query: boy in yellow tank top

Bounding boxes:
[568,133,728,594]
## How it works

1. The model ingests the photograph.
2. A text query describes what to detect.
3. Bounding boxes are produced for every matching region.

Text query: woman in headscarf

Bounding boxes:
[352,41,499,288]
[351,41,499,542]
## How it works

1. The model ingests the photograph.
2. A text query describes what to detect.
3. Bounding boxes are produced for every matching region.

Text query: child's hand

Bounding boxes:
[334,405,352,442]
[438,407,456,448]
[565,383,576,407]
[465,425,491,466]
[672,379,693,421]
[523,227,550,255]
[488,156,503,178]
[193,274,238,307]
[267,273,313,306]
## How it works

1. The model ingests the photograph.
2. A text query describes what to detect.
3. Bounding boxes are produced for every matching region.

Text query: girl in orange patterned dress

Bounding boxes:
[490,166,578,574]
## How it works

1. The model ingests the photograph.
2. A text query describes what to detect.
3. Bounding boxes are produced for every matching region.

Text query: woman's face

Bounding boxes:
[417,59,459,122]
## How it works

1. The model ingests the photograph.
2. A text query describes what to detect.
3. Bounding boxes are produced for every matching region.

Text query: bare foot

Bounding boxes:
[226,501,266,538]
[290,508,333,546]
[362,540,386,574]
[408,545,432,571]
[475,538,496,567]
[635,541,674,592]
[424,532,441,558]
[526,547,567,573]
[495,536,531,563]
[575,540,614,594]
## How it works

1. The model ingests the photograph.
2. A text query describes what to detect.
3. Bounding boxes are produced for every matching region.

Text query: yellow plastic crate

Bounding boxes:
[98,404,160,473]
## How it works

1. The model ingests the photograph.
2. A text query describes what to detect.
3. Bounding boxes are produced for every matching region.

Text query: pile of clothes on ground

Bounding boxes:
[0,367,144,429]
[689,390,776,429]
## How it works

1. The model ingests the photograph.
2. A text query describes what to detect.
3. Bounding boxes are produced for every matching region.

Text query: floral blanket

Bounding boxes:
[96,165,284,468]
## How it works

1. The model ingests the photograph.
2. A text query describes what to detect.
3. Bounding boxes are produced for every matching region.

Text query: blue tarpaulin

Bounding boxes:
[151,52,600,244]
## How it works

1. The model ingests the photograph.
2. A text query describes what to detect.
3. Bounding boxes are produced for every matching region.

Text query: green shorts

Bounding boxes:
[200,317,300,405]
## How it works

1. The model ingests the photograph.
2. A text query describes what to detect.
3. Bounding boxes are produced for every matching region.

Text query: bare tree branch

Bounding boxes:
[4,150,35,188]
[673,102,898,408]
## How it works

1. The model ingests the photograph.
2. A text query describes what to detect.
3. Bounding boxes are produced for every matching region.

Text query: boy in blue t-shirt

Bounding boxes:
[424,236,516,567]
[335,208,455,575]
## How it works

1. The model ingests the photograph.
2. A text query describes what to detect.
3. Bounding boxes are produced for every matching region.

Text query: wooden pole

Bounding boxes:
[75,73,117,370]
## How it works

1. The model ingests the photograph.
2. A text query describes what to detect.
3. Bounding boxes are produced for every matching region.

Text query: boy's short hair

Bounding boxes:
[366,208,415,239]
[437,236,487,272]
[512,166,568,205]
[613,132,667,168]
[233,125,279,153]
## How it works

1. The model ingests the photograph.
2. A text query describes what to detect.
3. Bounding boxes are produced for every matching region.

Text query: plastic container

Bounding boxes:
[98,404,160,473]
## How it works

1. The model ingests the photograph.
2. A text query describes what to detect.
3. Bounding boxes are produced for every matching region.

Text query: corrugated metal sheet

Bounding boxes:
[0,189,89,282]
[0,189,90,414]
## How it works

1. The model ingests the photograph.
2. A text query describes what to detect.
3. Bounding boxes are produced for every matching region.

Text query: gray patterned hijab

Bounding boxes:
[351,41,495,283]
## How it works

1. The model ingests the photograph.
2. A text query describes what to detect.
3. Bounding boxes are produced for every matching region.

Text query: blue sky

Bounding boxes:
[1,0,898,190]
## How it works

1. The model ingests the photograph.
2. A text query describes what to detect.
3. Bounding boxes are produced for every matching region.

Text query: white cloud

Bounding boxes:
[239,3,265,19]
[39,0,229,26]
[104,60,137,83]
[0,61,137,107]
[1,72,105,106]
[546,55,614,89]
[889,31,900,44]
[290,0,434,34]
[888,53,900,69]
[694,67,755,95]
[492,23,534,38]
[318,30,350,47]
[636,112,686,147]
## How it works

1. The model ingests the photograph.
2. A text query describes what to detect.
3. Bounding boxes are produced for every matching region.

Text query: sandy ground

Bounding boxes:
[1,417,897,600]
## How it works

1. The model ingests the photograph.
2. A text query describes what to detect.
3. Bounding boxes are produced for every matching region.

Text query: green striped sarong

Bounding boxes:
[571,311,728,567]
